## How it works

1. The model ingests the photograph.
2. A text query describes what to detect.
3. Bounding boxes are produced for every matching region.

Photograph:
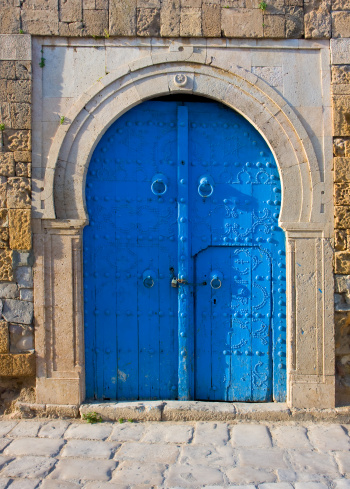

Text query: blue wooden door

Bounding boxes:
[84,99,286,402]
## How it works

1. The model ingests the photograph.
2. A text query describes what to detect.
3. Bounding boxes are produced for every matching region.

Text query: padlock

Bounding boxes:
[171,278,178,288]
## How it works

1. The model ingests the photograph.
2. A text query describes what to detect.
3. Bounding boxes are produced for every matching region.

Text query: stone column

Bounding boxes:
[34,219,86,405]
[286,230,335,408]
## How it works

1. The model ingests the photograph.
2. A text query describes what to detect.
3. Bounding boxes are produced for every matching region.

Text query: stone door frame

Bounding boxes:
[34,47,335,408]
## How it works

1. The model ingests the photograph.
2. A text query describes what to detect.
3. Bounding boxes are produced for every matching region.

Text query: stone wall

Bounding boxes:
[0,36,35,387]
[0,0,348,40]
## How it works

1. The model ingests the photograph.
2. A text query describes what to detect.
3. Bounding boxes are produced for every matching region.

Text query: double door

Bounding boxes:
[84,99,286,402]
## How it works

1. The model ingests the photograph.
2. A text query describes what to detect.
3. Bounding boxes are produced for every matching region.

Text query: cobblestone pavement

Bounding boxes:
[0,419,350,488]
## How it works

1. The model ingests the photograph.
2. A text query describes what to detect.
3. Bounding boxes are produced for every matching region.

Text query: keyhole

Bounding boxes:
[213,299,217,304]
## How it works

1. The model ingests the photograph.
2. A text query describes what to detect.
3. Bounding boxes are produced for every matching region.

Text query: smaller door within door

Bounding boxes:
[194,246,272,401]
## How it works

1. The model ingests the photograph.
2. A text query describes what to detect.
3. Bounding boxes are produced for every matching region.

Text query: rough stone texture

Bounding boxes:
[49,459,117,481]
[333,65,350,85]
[0,352,35,376]
[10,103,31,130]
[83,9,108,36]
[334,96,350,137]
[335,184,350,206]
[335,252,350,274]
[2,298,33,324]
[0,153,15,177]
[202,4,221,37]
[263,15,286,38]
[3,130,31,152]
[9,209,31,250]
[9,323,34,352]
[0,320,9,353]
[0,249,13,281]
[180,7,202,36]
[304,0,331,38]
[137,8,160,35]
[286,6,304,37]
[160,0,180,36]
[335,206,350,229]
[332,11,350,38]
[335,157,350,182]
[222,8,264,37]
[109,0,137,36]
[7,178,31,209]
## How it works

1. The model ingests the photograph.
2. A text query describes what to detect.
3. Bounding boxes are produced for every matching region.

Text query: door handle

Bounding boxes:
[198,175,214,198]
[143,270,155,288]
[210,271,223,289]
[151,174,168,195]
[171,277,207,288]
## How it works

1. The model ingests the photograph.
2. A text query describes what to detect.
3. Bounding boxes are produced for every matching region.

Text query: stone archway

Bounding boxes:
[33,52,334,409]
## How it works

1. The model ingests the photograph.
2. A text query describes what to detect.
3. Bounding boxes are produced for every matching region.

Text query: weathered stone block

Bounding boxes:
[10,103,31,130]
[222,7,263,37]
[13,251,33,267]
[96,0,108,8]
[20,288,33,302]
[335,251,350,274]
[332,11,350,38]
[0,249,13,281]
[15,61,31,80]
[7,177,31,209]
[0,229,9,249]
[12,352,36,376]
[137,7,160,35]
[15,162,31,178]
[160,0,180,36]
[335,230,347,251]
[333,96,350,137]
[6,80,31,104]
[0,102,11,127]
[0,320,9,353]
[58,21,84,36]
[180,7,202,36]
[0,283,19,299]
[9,209,31,250]
[304,0,331,38]
[13,151,31,163]
[21,9,59,35]
[333,0,350,8]
[335,311,350,356]
[14,266,33,288]
[335,183,350,206]
[0,177,7,209]
[332,66,350,85]
[0,210,8,228]
[109,0,136,35]
[285,6,304,37]
[0,61,15,80]
[202,4,221,37]
[9,323,34,352]
[331,39,350,65]
[335,157,350,182]
[59,0,82,22]
[0,153,15,177]
[83,9,108,36]
[335,205,350,229]
[0,7,20,34]
[3,130,31,152]
[2,299,33,325]
[263,15,285,38]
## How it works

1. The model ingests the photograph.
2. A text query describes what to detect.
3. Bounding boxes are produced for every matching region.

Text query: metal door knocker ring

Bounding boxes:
[198,175,214,198]
[210,271,223,289]
[143,270,155,288]
[151,174,168,195]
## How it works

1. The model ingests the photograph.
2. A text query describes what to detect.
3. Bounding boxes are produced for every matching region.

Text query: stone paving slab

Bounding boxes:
[0,419,349,487]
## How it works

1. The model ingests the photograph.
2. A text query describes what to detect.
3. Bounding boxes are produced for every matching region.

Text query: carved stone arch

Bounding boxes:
[36,53,334,409]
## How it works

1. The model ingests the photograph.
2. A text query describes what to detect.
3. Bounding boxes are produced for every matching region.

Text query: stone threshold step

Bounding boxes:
[14,400,350,422]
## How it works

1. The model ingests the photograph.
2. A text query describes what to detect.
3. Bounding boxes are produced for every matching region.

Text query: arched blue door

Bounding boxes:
[83,99,286,402]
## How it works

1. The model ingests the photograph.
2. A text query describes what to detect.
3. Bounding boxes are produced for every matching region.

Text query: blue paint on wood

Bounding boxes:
[84,99,286,402]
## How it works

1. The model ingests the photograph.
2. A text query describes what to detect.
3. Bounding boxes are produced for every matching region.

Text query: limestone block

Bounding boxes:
[332,11,350,38]
[13,251,33,267]
[335,157,350,182]
[109,0,137,36]
[202,4,221,37]
[221,8,263,37]
[0,35,31,62]
[0,80,6,103]
[15,61,31,80]
[285,6,304,37]
[7,178,31,209]
[0,178,7,209]
[0,249,13,281]
[9,323,34,352]
[0,283,19,299]
[59,0,82,22]
[9,209,31,250]
[333,0,350,8]
[10,103,31,130]
[335,311,350,356]
[137,7,160,36]
[96,0,108,8]
[58,21,84,36]
[0,320,9,353]
[0,229,9,249]
[82,9,108,36]
[304,0,331,38]
[335,251,350,274]
[252,66,283,86]
[13,151,31,163]
[333,96,350,137]
[331,39,350,65]
[180,7,202,36]
[0,352,35,376]
[0,7,20,34]
[0,210,8,228]
[21,9,59,35]
[14,266,33,288]
[335,230,347,251]
[160,0,180,36]
[334,138,347,157]
[0,102,11,127]
[6,80,31,104]
[335,206,350,229]
[15,162,31,178]
[335,183,350,206]
[3,130,31,152]
[332,66,350,85]
[2,299,33,325]
[263,15,285,38]
[0,153,15,177]
[0,61,15,80]
[20,289,33,302]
